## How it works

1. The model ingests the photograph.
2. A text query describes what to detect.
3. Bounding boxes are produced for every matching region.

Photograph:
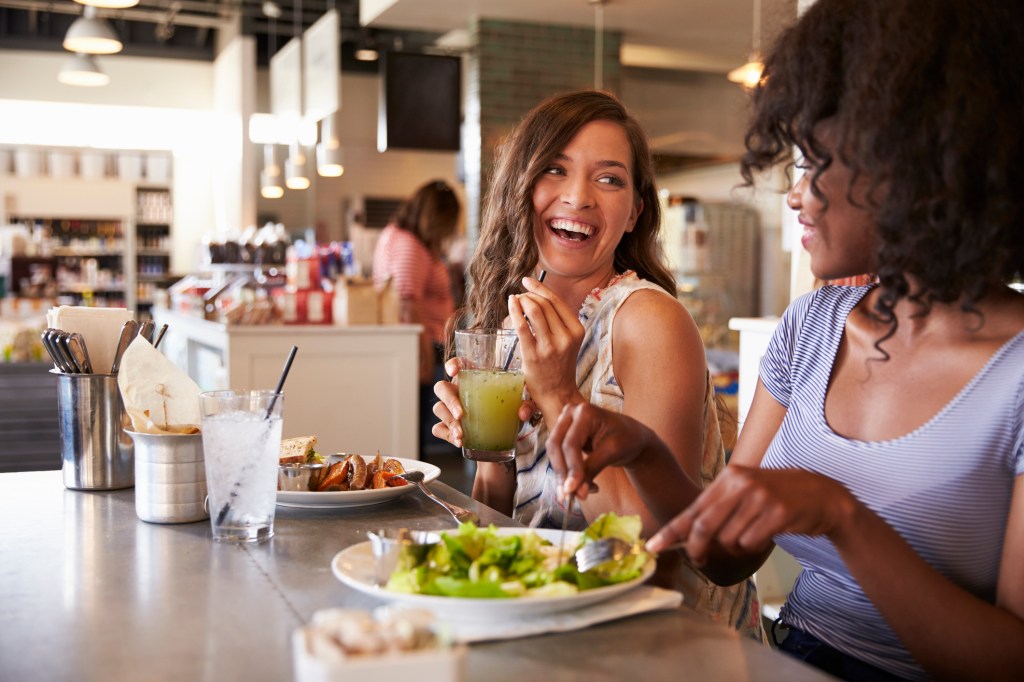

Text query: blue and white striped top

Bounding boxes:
[761,285,1024,681]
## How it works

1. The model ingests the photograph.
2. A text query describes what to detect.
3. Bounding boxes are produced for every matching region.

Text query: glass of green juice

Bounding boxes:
[455,329,526,462]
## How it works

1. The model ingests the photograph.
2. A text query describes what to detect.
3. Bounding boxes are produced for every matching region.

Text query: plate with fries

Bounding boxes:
[277,456,441,509]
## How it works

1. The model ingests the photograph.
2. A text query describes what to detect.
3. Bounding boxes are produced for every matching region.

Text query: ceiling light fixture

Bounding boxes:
[316,112,344,177]
[355,47,379,62]
[57,52,110,87]
[63,6,123,55]
[728,0,765,89]
[355,32,379,62]
[260,144,284,199]
[73,0,139,9]
[285,141,310,190]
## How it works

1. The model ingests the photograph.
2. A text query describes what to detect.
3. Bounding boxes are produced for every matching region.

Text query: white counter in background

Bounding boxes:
[728,316,781,431]
[151,308,422,459]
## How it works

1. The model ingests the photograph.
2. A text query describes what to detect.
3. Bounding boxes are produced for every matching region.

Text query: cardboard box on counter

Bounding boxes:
[332,277,399,326]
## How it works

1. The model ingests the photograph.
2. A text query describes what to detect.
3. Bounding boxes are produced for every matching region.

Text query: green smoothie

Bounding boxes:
[458,369,526,452]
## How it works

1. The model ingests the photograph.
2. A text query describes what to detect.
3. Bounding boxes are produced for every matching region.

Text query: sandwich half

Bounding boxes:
[280,435,320,464]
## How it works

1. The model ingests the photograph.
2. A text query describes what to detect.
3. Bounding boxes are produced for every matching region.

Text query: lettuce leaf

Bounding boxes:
[384,513,650,599]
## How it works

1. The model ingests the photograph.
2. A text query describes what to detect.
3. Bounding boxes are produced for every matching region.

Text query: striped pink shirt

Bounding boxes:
[372,224,454,344]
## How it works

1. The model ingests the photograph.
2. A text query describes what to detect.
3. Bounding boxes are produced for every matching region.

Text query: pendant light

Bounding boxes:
[260,144,284,199]
[728,0,765,89]
[63,6,123,55]
[73,0,139,9]
[281,0,310,190]
[285,141,310,190]
[58,53,110,87]
[316,113,344,177]
[590,0,606,90]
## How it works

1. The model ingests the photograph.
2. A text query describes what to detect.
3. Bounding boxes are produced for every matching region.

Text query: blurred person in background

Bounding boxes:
[547,1,1024,680]
[373,180,461,456]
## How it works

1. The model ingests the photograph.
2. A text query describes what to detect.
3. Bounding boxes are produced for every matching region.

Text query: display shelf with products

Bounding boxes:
[0,149,176,320]
[133,186,174,319]
[7,215,127,308]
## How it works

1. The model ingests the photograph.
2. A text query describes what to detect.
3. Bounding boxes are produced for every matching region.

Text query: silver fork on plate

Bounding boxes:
[556,493,574,565]
[574,537,686,573]
[399,470,479,525]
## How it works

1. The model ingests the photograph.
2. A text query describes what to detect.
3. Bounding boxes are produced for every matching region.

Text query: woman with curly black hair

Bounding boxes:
[545,1,1024,680]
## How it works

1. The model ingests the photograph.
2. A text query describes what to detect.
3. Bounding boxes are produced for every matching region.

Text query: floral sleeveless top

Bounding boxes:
[511,271,765,641]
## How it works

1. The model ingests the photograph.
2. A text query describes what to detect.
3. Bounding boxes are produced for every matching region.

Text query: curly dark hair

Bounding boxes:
[463,90,675,331]
[740,0,1024,333]
[392,180,461,258]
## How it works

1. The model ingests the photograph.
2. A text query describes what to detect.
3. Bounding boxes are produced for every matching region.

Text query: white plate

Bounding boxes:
[331,528,654,620]
[277,458,441,509]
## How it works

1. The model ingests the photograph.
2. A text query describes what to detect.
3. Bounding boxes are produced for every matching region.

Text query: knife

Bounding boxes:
[152,323,169,350]
[138,319,155,343]
[110,319,139,373]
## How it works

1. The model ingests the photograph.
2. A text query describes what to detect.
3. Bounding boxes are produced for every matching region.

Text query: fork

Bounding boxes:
[556,492,574,565]
[574,536,685,573]
[399,470,480,526]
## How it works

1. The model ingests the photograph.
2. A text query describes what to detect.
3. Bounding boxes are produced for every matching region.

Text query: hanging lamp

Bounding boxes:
[316,113,344,177]
[727,0,765,88]
[73,0,140,9]
[285,141,310,190]
[260,144,284,199]
[58,53,110,87]
[63,6,123,55]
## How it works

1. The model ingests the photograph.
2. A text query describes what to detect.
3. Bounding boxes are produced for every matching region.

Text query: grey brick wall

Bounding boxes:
[463,19,623,246]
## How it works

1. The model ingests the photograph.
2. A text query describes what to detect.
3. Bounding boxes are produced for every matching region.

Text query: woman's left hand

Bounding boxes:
[649,465,857,564]
[508,276,585,419]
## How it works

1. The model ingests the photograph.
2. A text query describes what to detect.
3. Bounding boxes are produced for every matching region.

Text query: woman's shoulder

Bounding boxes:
[613,281,702,359]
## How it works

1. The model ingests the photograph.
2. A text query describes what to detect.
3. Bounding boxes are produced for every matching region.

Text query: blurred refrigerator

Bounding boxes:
[661,198,761,347]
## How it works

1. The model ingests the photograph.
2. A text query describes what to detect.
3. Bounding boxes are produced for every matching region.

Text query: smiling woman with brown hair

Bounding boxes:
[431,90,765,639]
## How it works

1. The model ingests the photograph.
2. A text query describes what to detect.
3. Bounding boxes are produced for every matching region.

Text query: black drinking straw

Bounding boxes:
[502,270,546,371]
[265,345,298,419]
[216,345,299,526]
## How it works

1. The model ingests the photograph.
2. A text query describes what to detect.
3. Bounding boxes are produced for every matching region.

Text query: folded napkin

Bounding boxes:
[118,336,202,433]
[446,586,683,643]
[47,305,133,375]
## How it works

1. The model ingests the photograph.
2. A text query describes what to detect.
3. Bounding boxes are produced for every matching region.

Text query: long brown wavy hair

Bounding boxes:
[391,179,461,258]
[740,0,1024,347]
[462,90,675,331]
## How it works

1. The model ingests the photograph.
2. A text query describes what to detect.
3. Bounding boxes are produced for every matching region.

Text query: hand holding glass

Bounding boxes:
[454,329,526,462]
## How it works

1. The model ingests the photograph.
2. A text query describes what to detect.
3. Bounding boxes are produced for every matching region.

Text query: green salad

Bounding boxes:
[385,512,651,599]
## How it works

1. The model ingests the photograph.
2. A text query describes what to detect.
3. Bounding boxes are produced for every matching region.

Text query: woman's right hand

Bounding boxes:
[431,358,465,447]
[432,356,541,448]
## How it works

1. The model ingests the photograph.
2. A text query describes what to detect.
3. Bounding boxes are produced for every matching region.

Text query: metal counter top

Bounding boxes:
[0,471,830,681]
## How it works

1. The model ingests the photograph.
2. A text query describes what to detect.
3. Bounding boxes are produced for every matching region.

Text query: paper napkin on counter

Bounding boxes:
[47,306,133,375]
[446,586,682,643]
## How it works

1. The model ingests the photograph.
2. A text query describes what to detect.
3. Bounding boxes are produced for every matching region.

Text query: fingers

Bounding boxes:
[547,403,572,484]
[518,398,539,423]
[547,402,610,501]
[521,276,580,331]
[444,357,461,379]
[645,467,788,560]
[431,379,463,447]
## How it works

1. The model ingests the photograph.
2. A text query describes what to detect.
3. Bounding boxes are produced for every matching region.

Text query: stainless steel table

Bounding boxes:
[0,471,831,681]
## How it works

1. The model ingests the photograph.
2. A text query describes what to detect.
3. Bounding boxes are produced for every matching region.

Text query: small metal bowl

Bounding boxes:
[278,462,329,492]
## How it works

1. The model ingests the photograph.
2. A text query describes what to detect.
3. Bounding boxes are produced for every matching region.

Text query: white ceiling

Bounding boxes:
[361,0,796,73]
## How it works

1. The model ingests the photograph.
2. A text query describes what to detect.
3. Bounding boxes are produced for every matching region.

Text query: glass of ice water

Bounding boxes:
[199,390,284,542]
